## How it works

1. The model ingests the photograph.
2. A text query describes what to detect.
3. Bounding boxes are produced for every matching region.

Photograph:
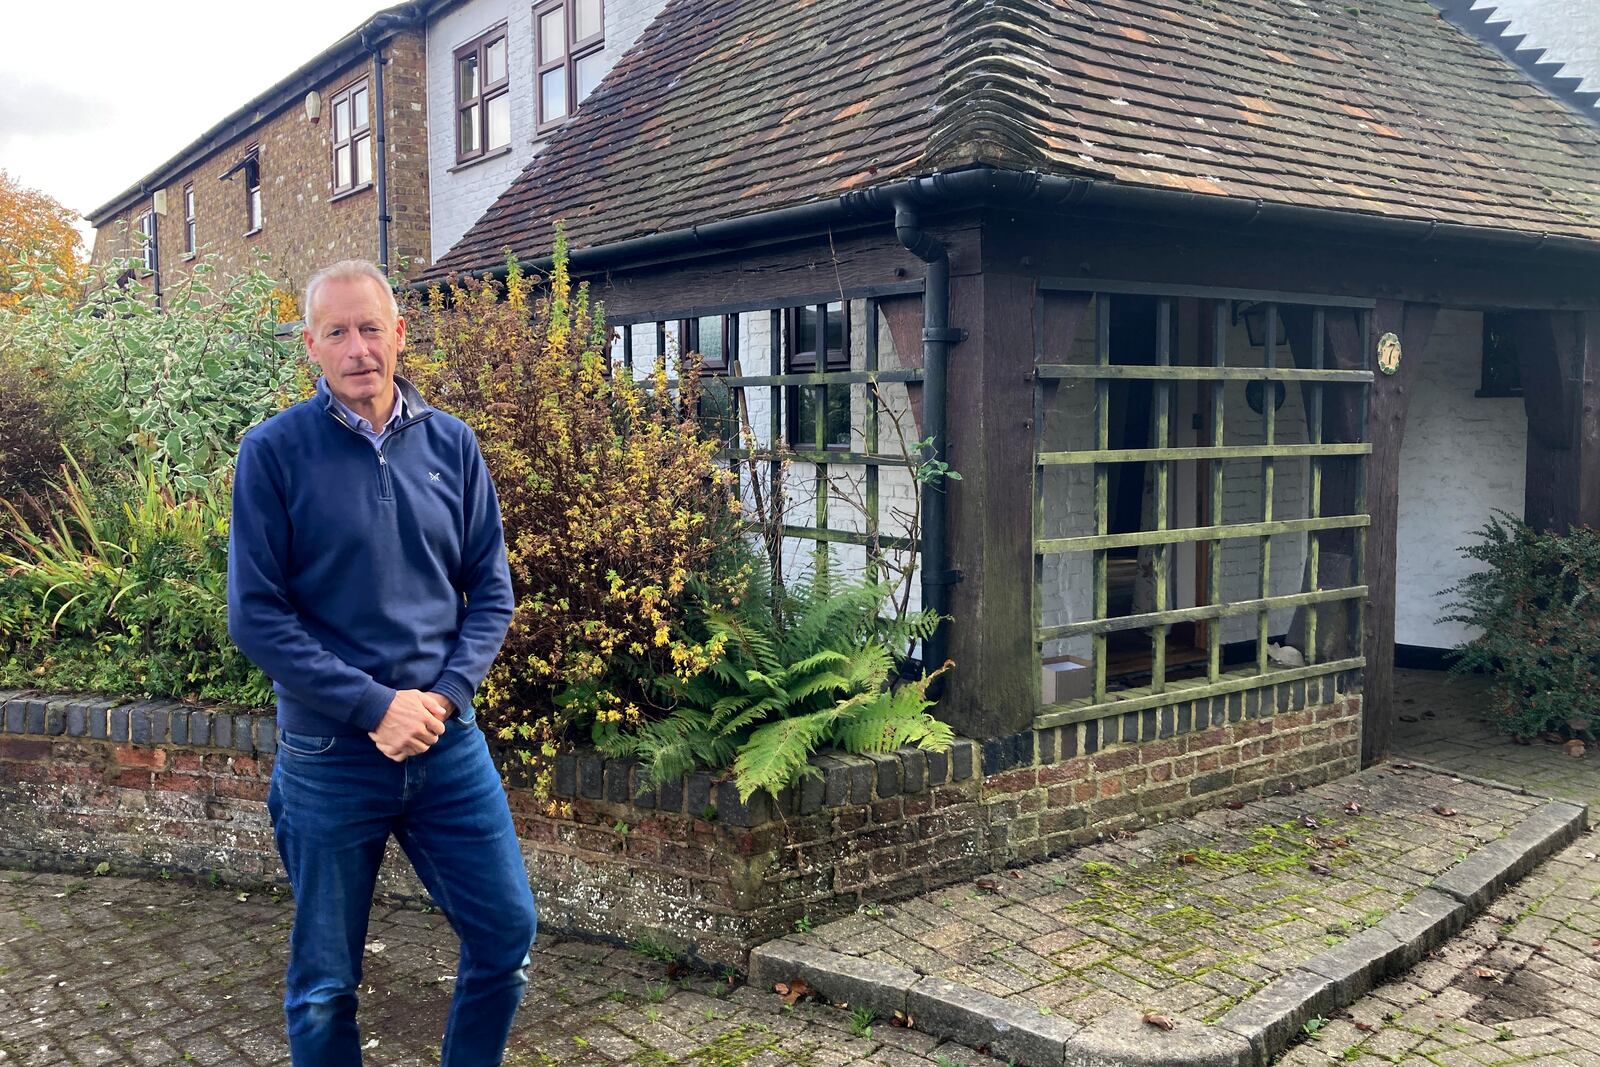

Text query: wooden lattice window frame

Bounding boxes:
[1031,284,1376,728]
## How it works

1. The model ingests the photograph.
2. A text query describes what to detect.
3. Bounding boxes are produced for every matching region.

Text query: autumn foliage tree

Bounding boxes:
[0,171,85,311]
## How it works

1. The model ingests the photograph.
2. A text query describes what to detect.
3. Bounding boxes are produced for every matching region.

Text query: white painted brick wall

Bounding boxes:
[1474,0,1600,92]
[427,0,669,260]
[1395,309,1526,648]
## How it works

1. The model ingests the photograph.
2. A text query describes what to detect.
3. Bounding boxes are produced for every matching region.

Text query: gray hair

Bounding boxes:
[302,260,398,331]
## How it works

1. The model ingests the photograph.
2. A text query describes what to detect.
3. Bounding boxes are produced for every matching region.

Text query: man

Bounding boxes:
[227,260,535,1066]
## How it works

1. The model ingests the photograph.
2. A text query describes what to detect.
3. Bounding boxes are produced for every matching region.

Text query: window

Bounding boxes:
[455,25,510,162]
[330,80,373,193]
[786,302,850,449]
[1478,313,1523,398]
[244,154,263,233]
[535,0,604,128]
[182,184,196,256]
[138,210,156,271]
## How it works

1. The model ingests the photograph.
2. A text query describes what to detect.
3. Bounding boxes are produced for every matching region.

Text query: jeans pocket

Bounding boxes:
[276,730,337,757]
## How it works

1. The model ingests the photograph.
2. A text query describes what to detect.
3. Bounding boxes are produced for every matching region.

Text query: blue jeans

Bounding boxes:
[267,714,537,1066]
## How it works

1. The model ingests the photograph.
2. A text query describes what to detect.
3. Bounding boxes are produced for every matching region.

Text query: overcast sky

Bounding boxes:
[2,0,389,246]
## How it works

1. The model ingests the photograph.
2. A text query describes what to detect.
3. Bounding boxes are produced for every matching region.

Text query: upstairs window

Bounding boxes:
[138,210,156,271]
[535,0,604,128]
[182,184,196,255]
[456,25,510,163]
[244,155,263,233]
[331,80,373,193]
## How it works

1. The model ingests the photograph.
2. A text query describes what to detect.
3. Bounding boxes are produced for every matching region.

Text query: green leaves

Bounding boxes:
[601,566,954,800]
[1443,512,1600,740]
[0,248,307,494]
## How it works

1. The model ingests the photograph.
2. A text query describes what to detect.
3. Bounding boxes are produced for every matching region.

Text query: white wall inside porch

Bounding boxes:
[1394,309,1527,649]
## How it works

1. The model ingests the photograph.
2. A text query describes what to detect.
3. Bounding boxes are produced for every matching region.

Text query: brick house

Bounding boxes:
[425,0,1600,820]
[87,0,668,304]
[88,6,432,303]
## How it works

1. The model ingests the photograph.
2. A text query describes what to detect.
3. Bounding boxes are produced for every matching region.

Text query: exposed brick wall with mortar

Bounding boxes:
[88,30,430,301]
[0,678,1360,969]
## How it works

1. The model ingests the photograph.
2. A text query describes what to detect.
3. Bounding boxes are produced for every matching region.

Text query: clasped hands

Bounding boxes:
[369,689,455,761]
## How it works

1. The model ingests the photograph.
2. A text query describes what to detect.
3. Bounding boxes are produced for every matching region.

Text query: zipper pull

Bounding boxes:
[379,453,387,465]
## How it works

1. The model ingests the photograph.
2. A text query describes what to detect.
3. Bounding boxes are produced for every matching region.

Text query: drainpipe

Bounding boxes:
[891,202,960,677]
[362,34,393,271]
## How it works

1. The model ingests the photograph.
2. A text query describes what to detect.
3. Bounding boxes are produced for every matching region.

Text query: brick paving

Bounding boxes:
[2,667,1596,1066]
[783,766,1544,1028]
[1272,669,1600,1066]
[0,869,1013,1066]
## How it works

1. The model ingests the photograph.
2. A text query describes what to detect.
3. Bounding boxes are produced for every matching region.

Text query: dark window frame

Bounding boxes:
[330,78,374,194]
[785,302,851,450]
[1477,312,1524,399]
[182,184,196,256]
[534,0,605,132]
[454,24,510,164]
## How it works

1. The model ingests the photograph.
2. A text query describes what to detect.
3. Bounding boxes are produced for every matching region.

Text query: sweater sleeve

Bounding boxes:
[227,435,396,732]
[430,432,515,716]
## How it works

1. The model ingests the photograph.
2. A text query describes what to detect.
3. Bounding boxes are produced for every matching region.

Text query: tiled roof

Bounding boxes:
[427,0,1600,280]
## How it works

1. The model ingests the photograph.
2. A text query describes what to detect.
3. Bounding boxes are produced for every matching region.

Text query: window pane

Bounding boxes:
[485,37,507,84]
[457,54,479,100]
[795,305,818,356]
[697,379,737,446]
[824,301,844,356]
[335,144,352,189]
[539,7,567,62]
[335,98,351,142]
[248,189,262,230]
[540,68,568,122]
[352,86,369,129]
[486,93,510,150]
[575,50,605,102]
[796,387,818,447]
[355,135,372,186]
[826,385,850,447]
[575,0,602,40]
[184,189,195,218]
[186,220,196,253]
[458,104,481,153]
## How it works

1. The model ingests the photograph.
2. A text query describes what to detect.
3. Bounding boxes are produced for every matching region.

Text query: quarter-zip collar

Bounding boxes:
[318,375,435,501]
[316,373,433,434]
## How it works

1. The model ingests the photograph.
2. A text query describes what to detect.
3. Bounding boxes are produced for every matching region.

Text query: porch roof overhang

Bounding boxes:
[428,164,1600,288]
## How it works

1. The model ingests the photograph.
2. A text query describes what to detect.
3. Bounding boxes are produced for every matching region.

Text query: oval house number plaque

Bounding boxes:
[1377,332,1403,375]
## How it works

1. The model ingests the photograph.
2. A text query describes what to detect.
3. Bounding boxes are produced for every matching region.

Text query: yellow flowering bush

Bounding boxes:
[408,236,742,797]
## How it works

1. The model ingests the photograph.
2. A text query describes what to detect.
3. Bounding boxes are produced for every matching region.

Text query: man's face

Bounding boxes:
[303,275,406,412]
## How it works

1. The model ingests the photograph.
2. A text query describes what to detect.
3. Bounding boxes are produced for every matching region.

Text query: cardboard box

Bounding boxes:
[1042,655,1092,704]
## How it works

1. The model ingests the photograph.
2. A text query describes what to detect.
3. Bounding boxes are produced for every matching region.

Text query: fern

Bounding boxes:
[609,565,954,801]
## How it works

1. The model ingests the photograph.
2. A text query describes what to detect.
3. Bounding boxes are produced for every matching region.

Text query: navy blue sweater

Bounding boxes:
[227,377,514,737]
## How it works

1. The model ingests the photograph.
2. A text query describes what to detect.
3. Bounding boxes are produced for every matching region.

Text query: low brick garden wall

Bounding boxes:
[0,674,1361,968]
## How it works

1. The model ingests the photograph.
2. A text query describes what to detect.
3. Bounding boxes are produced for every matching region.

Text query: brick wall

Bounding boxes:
[0,677,1361,969]
[89,29,431,302]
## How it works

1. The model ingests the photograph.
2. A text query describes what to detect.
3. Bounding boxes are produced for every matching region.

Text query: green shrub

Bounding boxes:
[0,456,269,706]
[591,566,951,800]
[1443,513,1600,739]
[0,344,73,502]
[0,252,307,491]
[409,241,740,803]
